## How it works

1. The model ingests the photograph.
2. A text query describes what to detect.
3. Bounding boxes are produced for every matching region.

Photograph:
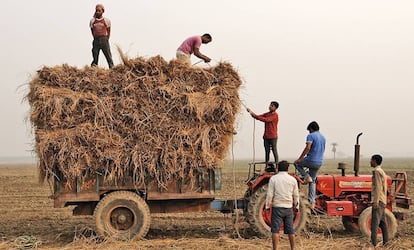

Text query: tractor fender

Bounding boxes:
[249,174,271,192]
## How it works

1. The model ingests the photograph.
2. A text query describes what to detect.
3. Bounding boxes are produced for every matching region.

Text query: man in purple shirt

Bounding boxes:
[176,34,212,65]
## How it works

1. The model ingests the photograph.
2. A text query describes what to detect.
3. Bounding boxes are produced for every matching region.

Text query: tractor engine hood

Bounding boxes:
[316,174,392,198]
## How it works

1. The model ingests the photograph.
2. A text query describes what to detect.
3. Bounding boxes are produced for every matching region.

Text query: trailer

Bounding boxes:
[51,160,311,240]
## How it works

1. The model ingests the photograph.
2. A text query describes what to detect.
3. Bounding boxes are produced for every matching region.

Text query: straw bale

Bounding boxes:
[27,56,242,189]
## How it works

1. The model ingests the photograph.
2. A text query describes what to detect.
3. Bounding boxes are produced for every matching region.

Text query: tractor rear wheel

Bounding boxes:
[342,216,359,233]
[94,191,151,240]
[246,184,310,237]
[358,206,397,240]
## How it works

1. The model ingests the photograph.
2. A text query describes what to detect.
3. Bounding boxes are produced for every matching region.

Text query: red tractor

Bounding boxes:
[242,133,411,238]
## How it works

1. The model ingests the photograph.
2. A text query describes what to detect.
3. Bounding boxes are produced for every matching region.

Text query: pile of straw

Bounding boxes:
[27,55,242,189]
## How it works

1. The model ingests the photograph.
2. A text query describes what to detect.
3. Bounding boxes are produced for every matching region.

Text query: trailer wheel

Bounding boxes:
[342,216,359,233]
[246,184,309,237]
[358,206,397,240]
[94,191,150,240]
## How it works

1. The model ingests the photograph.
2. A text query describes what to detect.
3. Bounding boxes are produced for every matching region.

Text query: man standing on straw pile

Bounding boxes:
[176,34,212,65]
[266,160,299,250]
[247,101,279,165]
[90,4,114,69]
[370,154,389,248]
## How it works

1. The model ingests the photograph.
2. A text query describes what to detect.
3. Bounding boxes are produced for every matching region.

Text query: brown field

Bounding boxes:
[0,159,413,249]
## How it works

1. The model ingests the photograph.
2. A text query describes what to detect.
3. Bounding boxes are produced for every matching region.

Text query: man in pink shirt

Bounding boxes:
[176,34,212,65]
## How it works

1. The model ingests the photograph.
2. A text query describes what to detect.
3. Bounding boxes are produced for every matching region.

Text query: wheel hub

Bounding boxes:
[117,214,127,224]
[110,207,134,230]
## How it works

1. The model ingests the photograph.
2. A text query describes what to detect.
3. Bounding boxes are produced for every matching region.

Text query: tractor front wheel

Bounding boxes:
[94,191,151,240]
[358,206,397,240]
[246,184,310,237]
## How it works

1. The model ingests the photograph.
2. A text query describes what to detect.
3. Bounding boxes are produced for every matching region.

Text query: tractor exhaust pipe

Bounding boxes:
[354,133,363,176]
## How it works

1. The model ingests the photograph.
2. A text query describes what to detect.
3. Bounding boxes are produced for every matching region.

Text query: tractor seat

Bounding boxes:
[337,162,348,176]
[337,162,348,170]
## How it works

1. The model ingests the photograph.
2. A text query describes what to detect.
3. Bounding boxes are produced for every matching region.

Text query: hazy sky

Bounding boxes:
[2,0,414,161]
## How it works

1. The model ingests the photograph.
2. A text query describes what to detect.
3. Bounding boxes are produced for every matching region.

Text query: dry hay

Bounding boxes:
[26,55,242,189]
[13,234,412,250]
[61,236,272,250]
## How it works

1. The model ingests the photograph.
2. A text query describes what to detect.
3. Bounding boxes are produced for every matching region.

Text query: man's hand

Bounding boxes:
[204,57,211,63]
[247,108,256,116]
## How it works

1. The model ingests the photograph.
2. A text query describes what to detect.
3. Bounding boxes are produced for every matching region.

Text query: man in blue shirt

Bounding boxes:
[294,121,326,209]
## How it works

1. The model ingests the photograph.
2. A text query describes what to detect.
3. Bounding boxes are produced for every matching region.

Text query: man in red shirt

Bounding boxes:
[247,101,279,164]
[90,4,114,68]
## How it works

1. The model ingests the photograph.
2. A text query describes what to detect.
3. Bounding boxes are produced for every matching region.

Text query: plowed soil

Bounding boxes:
[0,164,413,249]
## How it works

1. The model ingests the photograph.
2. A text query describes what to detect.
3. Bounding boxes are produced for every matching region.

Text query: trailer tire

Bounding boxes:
[94,191,150,240]
[342,216,359,233]
[358,206,397,240]
[246,184,309,237]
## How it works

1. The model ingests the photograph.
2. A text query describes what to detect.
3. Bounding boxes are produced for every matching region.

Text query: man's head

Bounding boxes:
[201,33,212,44]
[278,160,289,172]
[370,154,383,167]
[307,121,320,132]
[95,4,104,18]
[269,101,279,112]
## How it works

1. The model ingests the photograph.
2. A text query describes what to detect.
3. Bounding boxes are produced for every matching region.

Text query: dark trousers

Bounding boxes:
[91,36,114,68]
[264,138,278,163]
[270,207,294,234]
[371,202,389,246]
